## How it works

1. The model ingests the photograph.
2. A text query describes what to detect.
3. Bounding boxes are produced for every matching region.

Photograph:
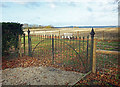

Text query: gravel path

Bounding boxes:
[2,66,84,85]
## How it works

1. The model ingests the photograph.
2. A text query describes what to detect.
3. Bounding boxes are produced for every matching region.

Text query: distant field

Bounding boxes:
[23,27,119,40]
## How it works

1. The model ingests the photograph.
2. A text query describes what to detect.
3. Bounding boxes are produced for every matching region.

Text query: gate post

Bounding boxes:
[90,28,95,72]
[52,35,54,64]
[23,33,25,55]
[18,35,22,57]
[28,29,31,56]
[92,38,96,73]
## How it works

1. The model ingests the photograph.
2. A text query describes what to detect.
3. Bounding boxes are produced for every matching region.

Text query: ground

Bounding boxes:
[2,56,120,86]
[2,56,85,85]
[2,27,119,86]
[75,68,120,86]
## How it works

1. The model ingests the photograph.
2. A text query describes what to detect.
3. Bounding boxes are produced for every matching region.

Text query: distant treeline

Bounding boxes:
[54,26,118,28]
[24,25,117,29]
[24,25,54,29]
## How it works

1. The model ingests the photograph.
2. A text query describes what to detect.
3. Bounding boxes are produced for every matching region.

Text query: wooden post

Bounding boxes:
[92,38,96,73]
[59,31,60,39]
[19,35,22,57]
[96,50,120,55]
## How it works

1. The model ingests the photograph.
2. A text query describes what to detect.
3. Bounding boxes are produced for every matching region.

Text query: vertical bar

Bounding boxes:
[58,36,60,50]
[102,31,104,41]
[50,34,52,61]
[37,35,39,57]
[83,36,84,51]
[86,35,89,72]
[44,35,45,59]
[66,38,68,65]
[16,35,19,56]
[39,34,41,57]
[30,35,32,56]
[69,37,71,65]
[79,36,81,71]
[35,35,37,57]
[45,35,46,58]
[46,35,48,56]
[47,35,48,56]
[42,35,44,58]
[63,35,65,65]
[75,36,77,67]
[57,35,59,62]
[52,35,54,64]
[19,35,22,57]
[72,36,74,67]
[67,36,69,65]
[37,34,38,57]
[23,33,25,55]
[76,36,77,49]
[59,31,60,39]
[90,28,95,71]
[50,34,51,40]
[28,29,31,56]
[79,37,81,54]
[40,35,42,41]
[40,35,42,58]
[61,36,63,62]
[39,35,41,58]
[55,35,56,62]
[49,35,51,58]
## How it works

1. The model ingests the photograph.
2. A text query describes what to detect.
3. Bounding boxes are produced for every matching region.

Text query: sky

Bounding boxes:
[0,0,119,27]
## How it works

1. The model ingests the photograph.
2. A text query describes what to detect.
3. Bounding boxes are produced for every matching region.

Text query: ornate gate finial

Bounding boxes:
[90,28,95,37]
[28,29,30,34]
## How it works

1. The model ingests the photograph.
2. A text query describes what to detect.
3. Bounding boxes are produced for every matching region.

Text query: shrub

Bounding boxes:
[2,22,23,55]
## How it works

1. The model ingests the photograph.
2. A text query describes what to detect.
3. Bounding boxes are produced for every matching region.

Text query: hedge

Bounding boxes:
[2,22,23,56]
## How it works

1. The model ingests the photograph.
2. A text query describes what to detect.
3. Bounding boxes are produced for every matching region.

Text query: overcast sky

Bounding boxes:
[0,0,119,27]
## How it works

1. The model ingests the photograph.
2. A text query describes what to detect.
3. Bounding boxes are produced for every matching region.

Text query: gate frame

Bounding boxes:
[27,28,96,73]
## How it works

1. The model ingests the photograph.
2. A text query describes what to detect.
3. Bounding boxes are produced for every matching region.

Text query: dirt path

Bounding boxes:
[2,66,84,85]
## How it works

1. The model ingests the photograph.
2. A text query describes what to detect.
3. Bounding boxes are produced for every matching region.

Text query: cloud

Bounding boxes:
[1,0,118,3]
[87,7,93,12]
[1,0,118,26]
[25,2,40,8]
[50,3,56,8]
[0,3,10,8]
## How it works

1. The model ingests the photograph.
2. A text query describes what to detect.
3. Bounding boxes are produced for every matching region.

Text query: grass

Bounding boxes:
[5,28,119,85]
[96,40,120,51]
[20,35,119,73]
[29,36,90,72]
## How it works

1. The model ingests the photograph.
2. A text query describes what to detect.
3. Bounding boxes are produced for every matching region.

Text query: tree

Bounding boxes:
[45,25,54,28]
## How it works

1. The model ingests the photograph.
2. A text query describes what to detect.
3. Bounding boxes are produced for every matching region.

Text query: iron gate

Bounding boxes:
[27,29,95,73]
